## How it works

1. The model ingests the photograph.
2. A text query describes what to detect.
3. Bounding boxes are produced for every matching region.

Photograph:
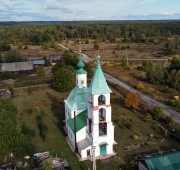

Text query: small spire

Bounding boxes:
[97,55,101,65]
[77,55,85,68]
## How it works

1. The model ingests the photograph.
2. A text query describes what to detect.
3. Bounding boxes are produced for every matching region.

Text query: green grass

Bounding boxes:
[14,89,87,170]
[13,88,180,170]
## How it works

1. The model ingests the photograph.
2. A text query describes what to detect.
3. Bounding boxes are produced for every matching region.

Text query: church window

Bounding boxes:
[99,123,107,136]
[98,95,106,105]
[88,118,92,133]
[87,149,90,156]
[99,108,106,122]
[81,79,84,84]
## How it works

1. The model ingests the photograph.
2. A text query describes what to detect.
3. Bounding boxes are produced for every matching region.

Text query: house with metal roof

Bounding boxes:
[138,151,180,170]
[0,61,33,73]
[64,55,115,160]
[32,60,45,65]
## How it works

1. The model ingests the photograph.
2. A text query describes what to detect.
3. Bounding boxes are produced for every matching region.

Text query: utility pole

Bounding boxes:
[79,41,82,53]
[92,145,96,170]
[125,49,129,66]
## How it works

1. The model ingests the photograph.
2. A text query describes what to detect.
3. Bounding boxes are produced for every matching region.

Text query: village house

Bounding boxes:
[0,61,33,73]
[64,55,116,160]
[32,59,45,66]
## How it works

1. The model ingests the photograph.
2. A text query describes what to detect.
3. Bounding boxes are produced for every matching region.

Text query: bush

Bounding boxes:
[165,117,173,126]
[0,41,11,51]
[136,82,145,90]
[21,123,35,139]
[132,134,139,140]
[36,66,45,77]
[162,86,174,94]
[145,113,153,121]
[149,133,154,138]
[162,129,168,138]
[36,114,48,141]
[0,71,13,80]
[6,83,14,96]
[171,99,180,111]
[153,106,163,121]
[26,108,33,114]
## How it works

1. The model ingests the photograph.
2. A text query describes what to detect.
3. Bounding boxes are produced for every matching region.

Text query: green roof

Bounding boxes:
[67,109,88,132]
[76,55,87,75]
[141,151,180,170]
[88,55,112,95]
[65,87,88,110]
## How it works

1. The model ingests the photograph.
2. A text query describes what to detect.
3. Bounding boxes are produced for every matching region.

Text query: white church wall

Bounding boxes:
[80,146,92,159]
[87,104,93,120]
[76,127,86,142]
[92,110,99,124]
[93,95,99,106]
[92,124,99,140]
[76,74,87,88]
[106,143,113,154]
[70,109,85,119]
[105,106,111,122]
[103,93,110,105]
[67,125,75,149]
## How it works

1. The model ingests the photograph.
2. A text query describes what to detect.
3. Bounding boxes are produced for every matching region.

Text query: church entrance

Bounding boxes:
[100,144,107,156]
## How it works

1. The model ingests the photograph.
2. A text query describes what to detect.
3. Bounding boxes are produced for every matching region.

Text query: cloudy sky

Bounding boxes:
[0,0,180,21]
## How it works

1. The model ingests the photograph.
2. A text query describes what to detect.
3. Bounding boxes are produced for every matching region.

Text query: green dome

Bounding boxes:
[77,56,85,68]
[76,55,87,75]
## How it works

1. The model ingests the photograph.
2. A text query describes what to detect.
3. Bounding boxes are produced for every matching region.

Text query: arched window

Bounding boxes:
[99,108,106,122]
[99,123,107,136]
[98,95,106,105]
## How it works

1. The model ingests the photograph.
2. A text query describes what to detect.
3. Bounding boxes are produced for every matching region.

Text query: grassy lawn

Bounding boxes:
[13,88,180,170]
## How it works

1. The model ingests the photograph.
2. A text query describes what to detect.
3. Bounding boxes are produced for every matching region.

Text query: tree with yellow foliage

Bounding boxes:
[125,91,140,109]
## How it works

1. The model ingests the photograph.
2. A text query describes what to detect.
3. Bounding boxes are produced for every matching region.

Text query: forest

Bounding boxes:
[0,21,180,52]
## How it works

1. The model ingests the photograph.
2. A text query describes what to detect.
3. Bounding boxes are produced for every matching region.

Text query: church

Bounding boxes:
[64,54,115,160]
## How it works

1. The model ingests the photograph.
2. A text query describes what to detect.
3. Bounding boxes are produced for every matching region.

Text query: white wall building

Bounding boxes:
[64,55,116,160]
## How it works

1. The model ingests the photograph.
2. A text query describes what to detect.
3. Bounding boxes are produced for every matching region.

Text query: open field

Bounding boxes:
[10,45,64,58]
[61,40,180,112]
[13,87,180,170]
[62,40,167,60]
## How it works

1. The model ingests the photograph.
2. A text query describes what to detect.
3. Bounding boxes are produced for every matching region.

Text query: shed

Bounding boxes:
[32,60,45,65]
[138,151,180,170]
[0,90,11,98]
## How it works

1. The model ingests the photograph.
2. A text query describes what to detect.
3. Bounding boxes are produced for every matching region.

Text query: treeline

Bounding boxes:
[165,38,180,55]
[0,21,180,46]
[0,51,27,63]
[142,57,180,91]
